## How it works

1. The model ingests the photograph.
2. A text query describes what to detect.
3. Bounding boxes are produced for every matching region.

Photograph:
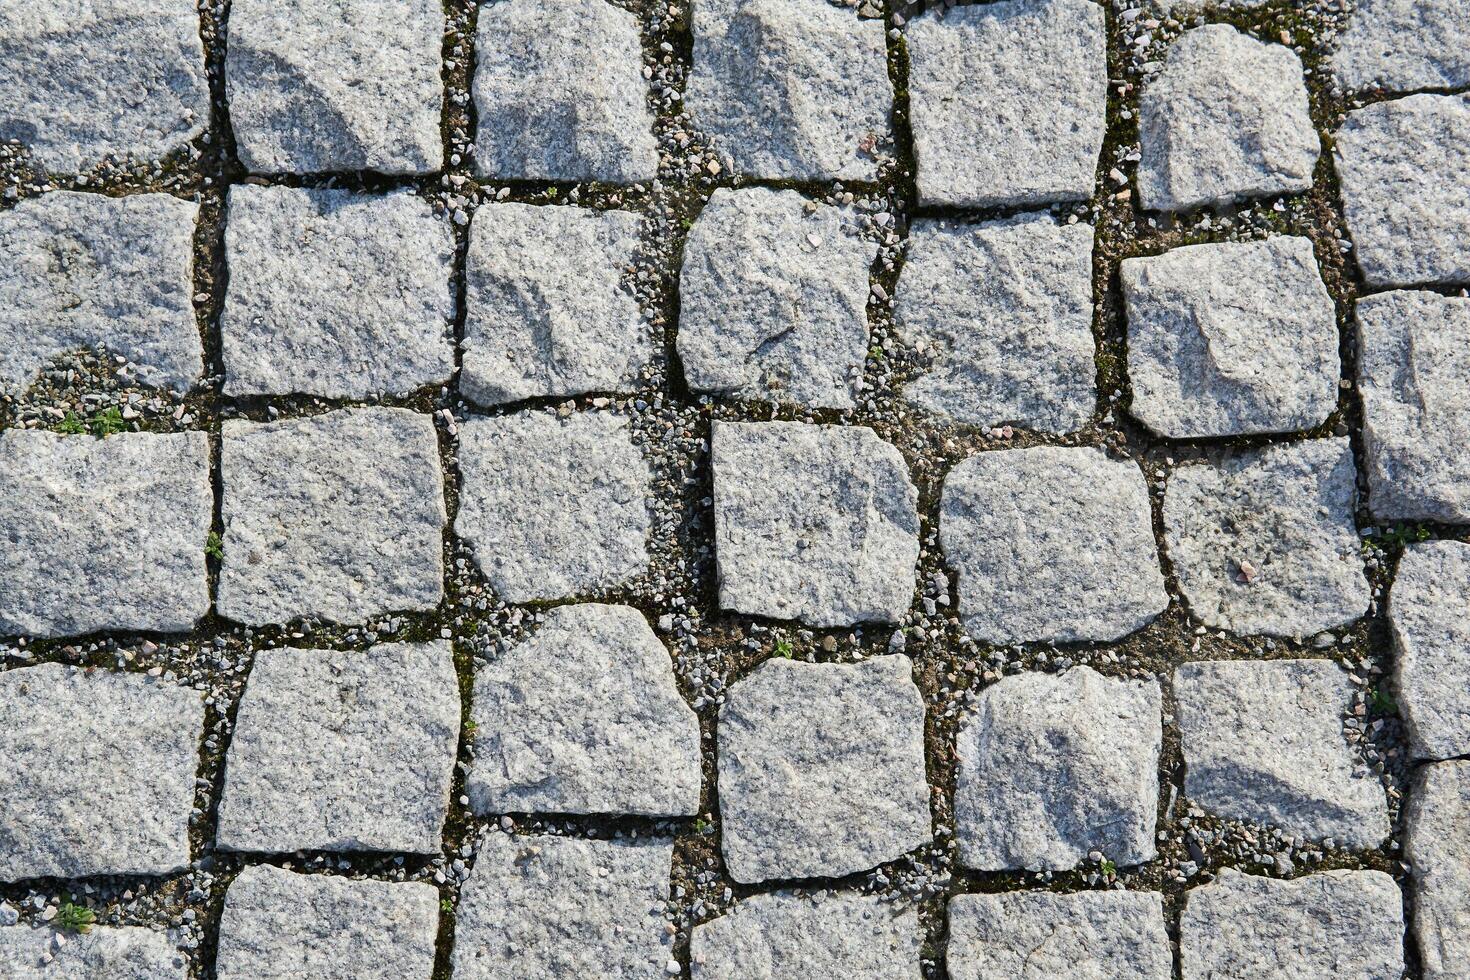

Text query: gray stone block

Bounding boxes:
[1391,542,1470,760]
[1405,760,1470,979]
[0,924,185,979]
[1333,0,1470,94]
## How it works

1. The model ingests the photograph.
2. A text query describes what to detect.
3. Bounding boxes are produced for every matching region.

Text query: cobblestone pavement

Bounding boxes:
[0,0,1466,977]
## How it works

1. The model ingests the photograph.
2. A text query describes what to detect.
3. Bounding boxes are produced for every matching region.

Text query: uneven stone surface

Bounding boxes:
[0,924,185,979]
[690,892,920,979]
[712,421,919,627]
[217,408,446,626]
[474,0,657,183]
[947,891,1172,980]
[468,603,701,817]
[0,430,211,638]
[896,215,1095,432]
[464,204,647,406]
[1391,542,1470,760]
[1122,237,1339,438]
[0,191,201,398]
[216,641,458,855]
[679,188,875,409]
[1356,290,1470,522]
[0,0,209,172]
[1180,869,1404,980]
[1333,0,1470,94]
[215,865,439,980]
[717,656,930,883]
[685,0,891,182]
[0,664,203,881]
[1174,659,1389,848]
[941,446,1167,645]
[1138,25,1318,212]
[222,185,454,398]
[1405,760,1470,978]
[456,411,651,603]
[1335,94,1470,287]
[906,0,1107,208]
[1162,438,1370,636]
[226,0,443,174]
[954,667,1162,872]
[453,832,674,979]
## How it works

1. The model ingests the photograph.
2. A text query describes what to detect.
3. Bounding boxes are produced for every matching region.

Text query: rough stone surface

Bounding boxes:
[1391,542,1470,760]
[0,430,211,638]
[473,0,657,183]
[685,0,891,182]
[954,667,1162,872]
[1335,94,1470,287]
[0,664,203,881]
[690,892,920,979]
[453,832,673,979]
[1356,290,1470,522]
[940,446,1167,645]
[226,0,443,174]
[463,204,647,406]
[0,0,209,172]
[216,641,458,855]
[468,603,701,817]
[717,656,930,883]
[1180,869,1404,980]
[896,214,1095,432]
[906,0,1106,208]
[222,185,454,398]
[947,891,1172,980]
[215,865,439,980]
[1162,438,1370,636]
[712,421,919,627]
[1122,237,1339,438]
[679,188,876,409]
[0,925,185,979]
[1333,0,1470,94]
[1174,659,1390,848]
[217,408,446,626]
[1405,760,1470,978]
[1138,25,1318,212]
[456,411,651,603]
[0,191,202,397]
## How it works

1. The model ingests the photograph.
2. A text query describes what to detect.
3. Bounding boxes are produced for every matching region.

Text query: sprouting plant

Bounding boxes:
[1363,524,1431,556]
[56,902,95,934]
[1099,858,1117,877]
[205,532,224,561]
[1367,687,1398,715]
[868,345,885,361]
[545,187,559,199]
[773,639,794,659]
[693,817,710,835]
[90,406,126,438]
[440,898,454,914]
[464,719,479,739]
[57,412,86,435]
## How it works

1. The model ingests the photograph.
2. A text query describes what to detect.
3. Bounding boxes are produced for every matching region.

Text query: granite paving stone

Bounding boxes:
[0,924,186,979]
[717,656,931,883]
[1333,0,1470,94]
[896,214,1095,433]
[0,664,203,882]
[1391,542,1470,761]
[1405,760,1470,978]
[712,421,919,627]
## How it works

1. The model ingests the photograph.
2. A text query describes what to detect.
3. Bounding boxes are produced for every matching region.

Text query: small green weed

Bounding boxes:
[1362,524,1431,556]
[90,406,126,438]
[1367,687,1398,715]
[693,817,710,835]
[773,639,794,659]
[57,412,86,435]
[1099,858,1117,877]
[440,898,454,914]
[56,902,95,934]
[464,719,479,739]
[205,532,224,561]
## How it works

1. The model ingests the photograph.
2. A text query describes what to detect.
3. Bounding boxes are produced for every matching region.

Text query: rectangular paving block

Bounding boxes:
[692,892,920,979]
[948,891,1171,980]
[1406,760,1470,978]
[1392,542,1470,760]
[0,924,186,978]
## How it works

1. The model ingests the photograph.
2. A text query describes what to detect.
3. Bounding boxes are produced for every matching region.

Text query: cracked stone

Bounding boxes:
[453,832,674,980]
[468,603,701,817]
[217,408,446,626]
[474,0,657,183]
[1405,760,1470,978]
[1333,0,1470,94]
[463,204,648,407]
[0,191,202,398]
[1122,236,1339,438]
[1138,25,1318,212]
[0,924,185,979]
[1174,659,1390,848]
[712,421,919,627]
[954,667,1162,872]
[226,0,443,174]
[941,446,1167,645]
[678,188,876,409]
[1391,542,1470,760]
[717,656,931,883]
[0,430,211,639]
[1163,438,1370,636]
[685,0,891,182]
[907,0,1107,207]
[0,664,202,881]
[1356,289,1470,522]
[456,411,651,603]
[896,214,1095,432]
[222,185,454,398]
[217,641,458,855]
